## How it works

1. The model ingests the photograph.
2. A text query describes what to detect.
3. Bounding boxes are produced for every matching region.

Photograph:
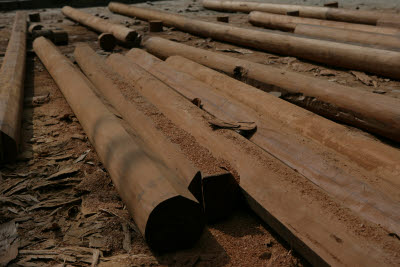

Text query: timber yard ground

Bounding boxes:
[1,0,400,266]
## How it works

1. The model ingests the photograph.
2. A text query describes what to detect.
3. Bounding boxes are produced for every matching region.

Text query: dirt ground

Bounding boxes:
[1,0,400,266]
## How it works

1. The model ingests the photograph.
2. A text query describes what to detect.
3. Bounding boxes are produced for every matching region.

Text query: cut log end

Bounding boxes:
[0,133,18,163]
[98,33,116,51]
[149,20,163,32]
[28,23,43,34]
[202,172,238,222]
[217,16,229,23]
[29,13,40,22]
[125,30,139,44]
[145,196,204,251]
[286,10,300,16]
[324,1,339,8]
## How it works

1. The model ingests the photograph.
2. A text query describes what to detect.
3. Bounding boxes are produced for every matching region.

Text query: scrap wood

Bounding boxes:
[351,71,374,86]
[18,247,102,265]
[74,149,90,164]
[0,221,19,266]
[28,197,81,211]
[216,48,253,54]
[209,117,257,131]
[47,165,80,180]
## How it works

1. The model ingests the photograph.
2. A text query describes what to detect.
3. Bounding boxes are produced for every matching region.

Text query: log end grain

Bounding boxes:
[28,23,43,34]
[29,12,40,22]
[286,10,300,16]
[217,16,229,23]
[149,20,163,32]
[53,30,68,45]
[202,172,238,222]
[324,1,339,8]
[0,133,18,163]
[98,33,116,51]
[145,196,204,251]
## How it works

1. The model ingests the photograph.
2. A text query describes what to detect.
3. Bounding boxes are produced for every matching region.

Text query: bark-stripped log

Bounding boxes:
[248,11,400,36]
[0,12,27,162]
[108,2,400,80]
[74,43,233,221]
[33,37,204,251]
[106,52,400,267]
[62,6,137,45]
[143,37,400,146]
[293,24,400,50]
[128,48,400,235]
[203,0,400,25]
[377,18,400,29]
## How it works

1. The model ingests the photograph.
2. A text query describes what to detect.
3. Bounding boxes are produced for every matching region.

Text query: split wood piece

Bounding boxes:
[29,13,40,22]
[98,33,116,51]
[143,37,400,181]
[324,1,339,8]
[62,6,138,45]
[32,37,204,252]
[129,48,400,235]
[28,23,43,34]
[202,0,400,25]
[106,53,400,267]
[148,20,163,32]
[108,3,400,80]
[0,12,27,163]
[293,24,400,50]
[74,44,237,221]
[248,11,400,36]
[377,18,400,29]
[217,16,229,22]
[73,43,205,217]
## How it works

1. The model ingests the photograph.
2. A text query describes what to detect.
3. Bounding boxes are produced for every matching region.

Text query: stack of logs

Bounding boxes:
[1,2,400,266]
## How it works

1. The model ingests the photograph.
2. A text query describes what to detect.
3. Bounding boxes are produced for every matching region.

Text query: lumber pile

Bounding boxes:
[2,2,400,266]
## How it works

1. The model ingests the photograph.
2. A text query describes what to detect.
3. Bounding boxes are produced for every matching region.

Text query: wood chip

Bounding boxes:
[47,165,80,180]
[0,221,19,266]
[351,71,374,86]
[74,149,90,164]
[209,118,257,131]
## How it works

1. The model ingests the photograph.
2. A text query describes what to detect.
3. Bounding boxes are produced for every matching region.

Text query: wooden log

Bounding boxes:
[377,18,400,29]
[143,36,400,186]
[143,37,400,145]
[108,2,400,80]
[128,48,400,235]
[74,43,232,221]
[148,20,163,32]
[28,23,43,33]
[98,33,116,51]
[62,6,138,45]
[106,52,400,267]
[248,11,400,35]
[52,30,68,45]
[0,12,27,162]
[33,37,204,252]
[29,12,40,22]
[75,45,236,221]
[202,0,400,25]
[293,24,400,50]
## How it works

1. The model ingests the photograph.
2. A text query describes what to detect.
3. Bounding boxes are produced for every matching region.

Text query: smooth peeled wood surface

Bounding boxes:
[0,11,27,162]
[33,37,204,252]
